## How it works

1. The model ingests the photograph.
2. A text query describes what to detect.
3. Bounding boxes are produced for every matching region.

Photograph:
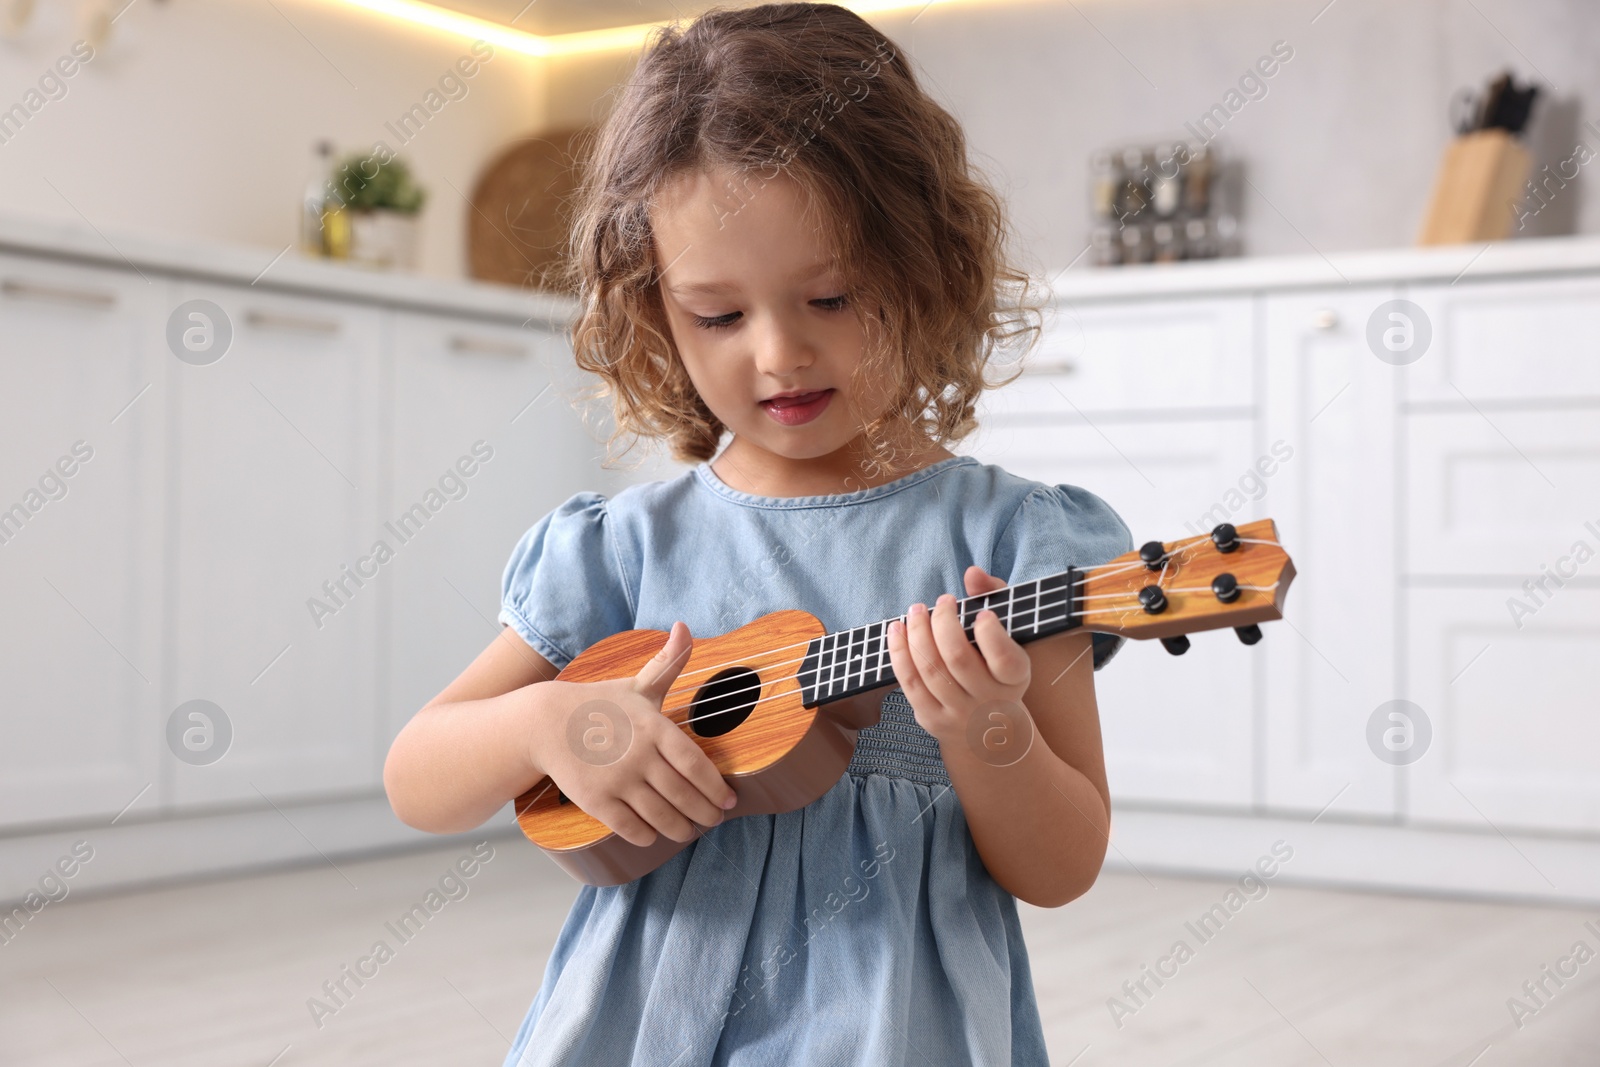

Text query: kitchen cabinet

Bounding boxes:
[1401,275,1600,405]
[8,210,1600,902]
[1403,407,1600,578]
[972,241,1600,902]
[0,254,168,827]
[981,294,1254,419]
[0,215,579,889]
[1260,288,1401,819]
[1405,586,1600,835]
[384,312,594,744]
[166,281,384,807]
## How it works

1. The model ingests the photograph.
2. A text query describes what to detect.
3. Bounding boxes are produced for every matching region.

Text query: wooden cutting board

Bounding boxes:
[467,127,592,291]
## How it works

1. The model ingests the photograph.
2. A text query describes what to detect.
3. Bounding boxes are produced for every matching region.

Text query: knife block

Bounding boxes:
[1417,128,1532,245]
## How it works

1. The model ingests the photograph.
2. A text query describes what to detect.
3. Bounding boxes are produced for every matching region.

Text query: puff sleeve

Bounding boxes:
[498,492,637,672]
[991,483,1135,670]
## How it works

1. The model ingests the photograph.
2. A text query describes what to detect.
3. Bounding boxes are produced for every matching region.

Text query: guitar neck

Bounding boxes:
[797,568,1084,707]
[793,519,1296,709]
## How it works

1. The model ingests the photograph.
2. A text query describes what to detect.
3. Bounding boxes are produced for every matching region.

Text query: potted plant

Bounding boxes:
[324,151,428,270]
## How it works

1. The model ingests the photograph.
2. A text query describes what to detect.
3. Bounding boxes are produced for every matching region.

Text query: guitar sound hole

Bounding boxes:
[690,667,760,738]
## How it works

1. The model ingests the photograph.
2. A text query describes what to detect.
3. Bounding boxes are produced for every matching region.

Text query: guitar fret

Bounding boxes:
[834,629,848,698]
[873,620,888,686]
[847,625,863,692]
[822,631,838,700]
[1007,579,1036,640]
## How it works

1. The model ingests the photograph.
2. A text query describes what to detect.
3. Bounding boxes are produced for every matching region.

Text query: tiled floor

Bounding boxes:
[4,835,1597,1065]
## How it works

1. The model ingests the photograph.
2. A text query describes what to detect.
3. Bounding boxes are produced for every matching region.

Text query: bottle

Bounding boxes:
[1116,146,1152,222]
[1090,151,1120,220]
[1182,143,1214,216]
[300,140,335,257]
[1150,142,1185,217]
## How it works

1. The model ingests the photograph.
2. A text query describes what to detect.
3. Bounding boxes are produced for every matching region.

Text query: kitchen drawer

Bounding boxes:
[1405,409,1600,576]
[1406,587,1600,836]
[979,295,1255,418]
[1403,275,1600,404]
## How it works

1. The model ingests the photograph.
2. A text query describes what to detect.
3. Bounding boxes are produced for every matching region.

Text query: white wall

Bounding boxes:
[0,0,544,279]
[547,0,1599,275]
[2,0,1593,284]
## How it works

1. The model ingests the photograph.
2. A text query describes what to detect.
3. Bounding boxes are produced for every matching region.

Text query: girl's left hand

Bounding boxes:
[887,565,1033,743]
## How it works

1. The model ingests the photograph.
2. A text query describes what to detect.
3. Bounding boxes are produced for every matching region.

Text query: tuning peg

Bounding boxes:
[1212,523,1240,553]
[1234,624,1263,645]
[1139,540,1167,570]
[1138,585,1167,614]
[1212,573,1240,603]
[1160,635,1191,656]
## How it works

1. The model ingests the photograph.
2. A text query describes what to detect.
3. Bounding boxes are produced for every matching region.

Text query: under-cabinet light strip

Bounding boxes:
[325,0,969,57]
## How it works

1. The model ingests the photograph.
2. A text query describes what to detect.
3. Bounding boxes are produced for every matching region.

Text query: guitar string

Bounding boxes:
[655,582,1281,730]
[649,553,1152,689]
[531,584,1283,766]
[649,534,1279,690]
[517,566,1215,817]
[646,533,1280,691]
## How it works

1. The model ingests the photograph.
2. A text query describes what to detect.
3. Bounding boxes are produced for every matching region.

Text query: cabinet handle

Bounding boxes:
[1311,308,1339,331]
[1024,358,1077,375]
[2,278,118,309]
[245,309,342,335]
[449,334,528,358]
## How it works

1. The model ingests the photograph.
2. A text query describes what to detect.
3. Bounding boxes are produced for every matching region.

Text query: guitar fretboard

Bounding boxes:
[797,567,1082,707]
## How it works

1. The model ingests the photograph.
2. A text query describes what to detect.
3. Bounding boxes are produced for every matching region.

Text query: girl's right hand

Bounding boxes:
[533,621,738,847]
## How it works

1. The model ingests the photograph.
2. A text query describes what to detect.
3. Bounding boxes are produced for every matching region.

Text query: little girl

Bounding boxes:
[384,4,1133,1064]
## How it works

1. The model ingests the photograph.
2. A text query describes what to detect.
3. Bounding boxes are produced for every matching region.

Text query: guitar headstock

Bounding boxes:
[1078,519,1295,653]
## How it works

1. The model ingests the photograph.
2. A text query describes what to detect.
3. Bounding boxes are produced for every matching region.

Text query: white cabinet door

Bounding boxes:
[979,295,1255,419]
[166,283,382,807]
[1406,587,1600,835]
[961,417,1260,806]
[1261,289,1401,819]
[1402,275,1600,404]
[385,313,596,744]
[1405,409,1600,577]
[0,256,168,827]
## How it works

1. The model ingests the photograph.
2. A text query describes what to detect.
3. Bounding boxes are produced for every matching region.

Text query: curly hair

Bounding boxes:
[552,1,1041,478]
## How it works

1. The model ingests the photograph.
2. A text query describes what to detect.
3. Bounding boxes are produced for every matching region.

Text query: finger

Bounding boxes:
[655,717,738,812]
[929,593,990,695]
[905,601,962,704]
[972,609,1032,688]
[591,796,659,848]
[624,782,699,843]
[886,618,933,708]
[646,754,728,829]
[633,621,693,706]
[963,564,1008,598]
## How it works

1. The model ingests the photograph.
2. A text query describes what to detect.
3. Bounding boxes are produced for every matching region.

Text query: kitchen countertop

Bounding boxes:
[0,212,580,328]
[7,210,1598,318]
[1049,232,1600,302]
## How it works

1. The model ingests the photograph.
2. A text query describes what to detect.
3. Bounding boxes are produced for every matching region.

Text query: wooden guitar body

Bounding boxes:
[514,610,859,887]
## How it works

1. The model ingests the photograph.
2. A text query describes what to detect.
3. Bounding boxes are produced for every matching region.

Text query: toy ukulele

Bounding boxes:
[516,520,1295,886]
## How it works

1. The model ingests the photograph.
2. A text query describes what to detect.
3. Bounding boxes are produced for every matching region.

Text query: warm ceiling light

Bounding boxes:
[324,0,965,58]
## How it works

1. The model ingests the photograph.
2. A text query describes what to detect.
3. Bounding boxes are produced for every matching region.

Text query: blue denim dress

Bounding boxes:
[496,455,1132,1066]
